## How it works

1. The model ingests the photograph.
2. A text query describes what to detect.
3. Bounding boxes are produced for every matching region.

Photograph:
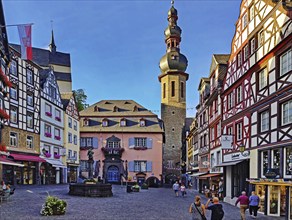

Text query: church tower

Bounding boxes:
[159,1,188,183]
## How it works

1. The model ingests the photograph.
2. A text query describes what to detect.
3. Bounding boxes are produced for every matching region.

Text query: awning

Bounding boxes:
[67,163,80,167]
[249,181,292,187]
[199,173,222,179]
[10,153,46,162]
[0,157,24,167]
[215,159,245,167]
[45,159,66,168]
[190,172,208,177]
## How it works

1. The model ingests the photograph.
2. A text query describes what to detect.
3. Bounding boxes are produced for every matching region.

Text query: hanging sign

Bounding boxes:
[221,135,233,149]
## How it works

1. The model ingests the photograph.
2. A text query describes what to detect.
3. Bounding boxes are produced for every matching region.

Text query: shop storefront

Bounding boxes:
[40,159,66,184]
[67,164,79,183]
[199,173,222,197]
[249,179,292,219]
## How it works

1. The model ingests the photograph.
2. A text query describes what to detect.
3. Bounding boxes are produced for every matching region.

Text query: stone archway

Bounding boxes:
[146,176,160,187]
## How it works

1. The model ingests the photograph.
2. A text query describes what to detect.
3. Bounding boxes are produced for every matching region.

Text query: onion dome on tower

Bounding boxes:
[159,0,188,75]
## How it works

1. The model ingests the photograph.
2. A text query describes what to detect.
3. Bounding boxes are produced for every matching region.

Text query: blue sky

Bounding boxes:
[3,0,241,117]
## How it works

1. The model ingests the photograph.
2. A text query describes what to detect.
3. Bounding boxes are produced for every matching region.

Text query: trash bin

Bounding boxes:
[127,185,132,193]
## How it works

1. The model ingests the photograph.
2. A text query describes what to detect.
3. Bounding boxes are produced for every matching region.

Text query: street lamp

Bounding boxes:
[239,144,245,154]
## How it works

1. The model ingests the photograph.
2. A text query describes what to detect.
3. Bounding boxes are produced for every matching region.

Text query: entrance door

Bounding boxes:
[268,185,280,216]
[107,166,119,183]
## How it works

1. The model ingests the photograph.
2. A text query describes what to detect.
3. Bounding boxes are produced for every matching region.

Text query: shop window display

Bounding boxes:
[256,185,265,213]
[269,186,279,215]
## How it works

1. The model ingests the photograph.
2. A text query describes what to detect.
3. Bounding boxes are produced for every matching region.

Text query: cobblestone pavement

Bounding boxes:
[0,185,285,220]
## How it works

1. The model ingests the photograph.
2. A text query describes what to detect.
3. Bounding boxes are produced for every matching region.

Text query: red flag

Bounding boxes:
[17,24,32,60]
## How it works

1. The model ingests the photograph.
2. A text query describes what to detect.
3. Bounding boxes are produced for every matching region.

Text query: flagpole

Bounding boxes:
[0,23,34,28]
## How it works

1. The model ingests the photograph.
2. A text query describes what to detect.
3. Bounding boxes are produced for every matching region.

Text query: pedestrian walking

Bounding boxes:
[249,191,260,218]
[189,195,206,220]
[235,191,249,220]
[180,183,186,197]
[172,180,180,197]
[205,197,224,220]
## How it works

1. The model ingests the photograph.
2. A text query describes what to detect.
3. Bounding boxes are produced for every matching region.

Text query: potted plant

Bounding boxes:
[54,154,60,159]
[40,195,67,216]
[55,136,61,140]
[45,132,52,138]
[44,152,51,158]
[45,112,52,117]
[55,116,61,121]
[141,183,149,190]
[132,183,140,192]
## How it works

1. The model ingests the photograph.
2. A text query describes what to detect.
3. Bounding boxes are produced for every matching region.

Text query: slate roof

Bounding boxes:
[9,43,71,67]
[60,93,73,110]
[213,54,230,65]
[185,117,194,132]
[80,100,163,133]
[39,69,51,89]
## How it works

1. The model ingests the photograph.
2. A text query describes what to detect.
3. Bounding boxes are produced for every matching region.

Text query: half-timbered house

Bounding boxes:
[221,1,292,216]
[61,92,80,183]
[39,69,66,184]
[2,46,45,185]
[196,78,211,194]
[205,54,229,195]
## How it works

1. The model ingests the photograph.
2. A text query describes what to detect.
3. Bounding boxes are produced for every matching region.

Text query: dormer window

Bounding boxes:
[83,118,89,126]
[139,119,145,127]
[113,106,118,112]
[133,105,138,112]
[102,118,108,127]
[94,106,99,112]
[120,118,126,127]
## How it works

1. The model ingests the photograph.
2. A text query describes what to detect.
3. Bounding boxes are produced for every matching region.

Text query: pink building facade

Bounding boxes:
[79,100,164,186]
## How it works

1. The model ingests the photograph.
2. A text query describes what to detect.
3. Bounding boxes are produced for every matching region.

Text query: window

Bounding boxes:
[27,112,33,128]
[280,49,292,76]
[27,93,33,106]
[10,106,18,124]
[140,119,145,127]
[135,138,146,147]
[55,109,61,121]
[134,161,147,172]
[45,104,52,116]
[10,86,17,100]
[236,86,242,104]
[68,118,72,128]
[87,138,93,147]
[216,151,221,165]
[26,135,33,149]
[83,119,89,126]
[250,38,256,54]
[228,92,234,109]
[217,123,221,137]
[258,30,264,47]
[102,119,108,127]
[242,13,248,29]
[10,132,18,147]
[285,147,292,176]
[54,128,61,140]
[163,83,166,99]
[108,141,119,148]
[262,151,269,177]
[27,69,33,85]
[249,5,254,21]
[171,81,175,97]
[74,135,77,145]
[68,133,72,143]
[272,149,280,170]
[260,110,269,132]
[227,126,233,135]
[120,119,126,127]
[211,153,215,168]
[243,45,249,61]
[53,147,59,156]
[43,145,50,155]
[282,100,292,125]
[80,138,86,147]
[180,82,184,98]
[44,124,51,138]
[73,151,77,160]
[210,127,214,141]
[259,68,268,90]
[237,52,242,67]
[73,120,77,130]
[48,84,56,99]
[10,60,17,76]
[236,122,242,141]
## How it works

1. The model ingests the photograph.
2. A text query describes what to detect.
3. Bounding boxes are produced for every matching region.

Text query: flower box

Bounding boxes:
[45,112,52,117]
[54,154,60,159]
[55,136,61,140]
[44,152,51,158]
[134,146,147,150]
[0,68,12,88]
[45,132,52,138]
[0,108,9,120]
[55,116,61,121]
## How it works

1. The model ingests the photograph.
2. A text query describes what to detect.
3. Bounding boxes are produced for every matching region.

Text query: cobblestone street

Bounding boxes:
[0,185,285,220]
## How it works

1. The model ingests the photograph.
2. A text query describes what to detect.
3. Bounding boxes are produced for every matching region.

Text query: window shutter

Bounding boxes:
[128,161,135,172]
[128,138,135,148]
[146,161,152,172]
[146,138,153,149]
[92,137,98,149]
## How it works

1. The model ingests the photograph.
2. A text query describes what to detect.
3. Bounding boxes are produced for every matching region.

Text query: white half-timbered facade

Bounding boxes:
[61,92,80,183]
[39,69,65,184]
[221,0,292,217]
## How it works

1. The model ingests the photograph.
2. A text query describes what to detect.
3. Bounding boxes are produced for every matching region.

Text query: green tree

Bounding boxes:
[73,89,87,112]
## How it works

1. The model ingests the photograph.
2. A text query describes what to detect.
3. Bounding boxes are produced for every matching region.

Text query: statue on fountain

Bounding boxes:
[87,148,94,179]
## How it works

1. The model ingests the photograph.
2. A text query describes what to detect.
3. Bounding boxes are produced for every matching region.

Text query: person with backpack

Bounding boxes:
[205,197,224,220]
[189,196,206,220]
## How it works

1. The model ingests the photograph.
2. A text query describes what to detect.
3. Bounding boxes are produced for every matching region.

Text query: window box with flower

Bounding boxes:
[45,132,52,138]
[134,146,147,150]
[0,108,9,120]
[0,68,12,88]
[54,154,61,159]
[55,136,61,141]
[55,116,61,122]
[44,152,51,158]
[45,112,52,117]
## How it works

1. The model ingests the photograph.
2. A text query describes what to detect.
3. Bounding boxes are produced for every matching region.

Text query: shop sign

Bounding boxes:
[264,168,279,179]
[221,135,233,149]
